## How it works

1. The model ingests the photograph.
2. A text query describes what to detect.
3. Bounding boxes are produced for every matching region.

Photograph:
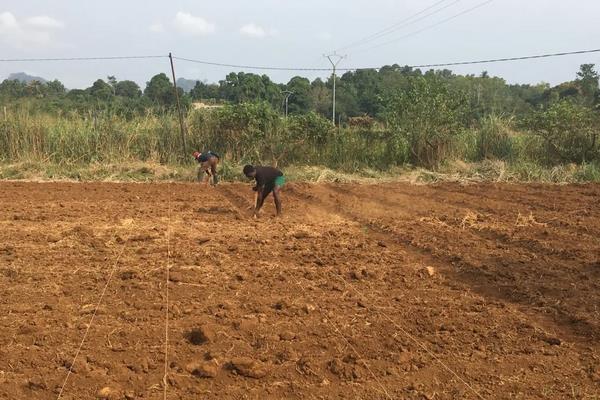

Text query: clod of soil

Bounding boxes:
[185,360,219,378]
[229,358,270,379]
[328,357,363,381]
[350,268,368,280]
[273,300,288,311]
[168,271,184,283]
[186,325,216,345]
[540,335,562,346]
[197,237,211,245]
[278,331,296,341]
[303,303,316,313]
[26,377,46,391]
[96,386,121,399]
[292,230,310,239]
[119,270,138,280]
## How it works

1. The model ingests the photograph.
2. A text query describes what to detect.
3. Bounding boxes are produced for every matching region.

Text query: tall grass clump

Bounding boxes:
[475,114,516,161]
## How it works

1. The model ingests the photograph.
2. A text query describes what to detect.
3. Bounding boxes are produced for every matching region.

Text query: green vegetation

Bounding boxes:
[0,63,599,182]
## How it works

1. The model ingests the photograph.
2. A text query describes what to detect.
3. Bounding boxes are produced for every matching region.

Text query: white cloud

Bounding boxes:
[174,12,215,36]
[0,11,19,31]
[240,23,278,38]
[0,12,64,48]
[25,15,64,29]
[149,22,165,33]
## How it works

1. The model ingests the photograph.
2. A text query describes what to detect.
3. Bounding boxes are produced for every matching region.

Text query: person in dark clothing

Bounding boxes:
[193,151,220,185]
[243,165,285,218]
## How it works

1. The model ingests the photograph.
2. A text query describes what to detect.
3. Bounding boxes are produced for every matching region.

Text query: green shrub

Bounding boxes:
[525,100,599,165]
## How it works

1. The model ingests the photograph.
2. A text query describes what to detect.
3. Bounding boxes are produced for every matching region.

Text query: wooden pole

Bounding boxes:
[169,52,188,161]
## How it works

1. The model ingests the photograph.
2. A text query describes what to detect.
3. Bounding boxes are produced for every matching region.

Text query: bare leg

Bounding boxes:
[254,191,266,218]
[273,186,282,216]
[210,164,218,185]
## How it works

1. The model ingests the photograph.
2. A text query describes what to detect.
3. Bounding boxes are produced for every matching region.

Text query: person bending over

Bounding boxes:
[193,151,220,185]
[243,164,285,218]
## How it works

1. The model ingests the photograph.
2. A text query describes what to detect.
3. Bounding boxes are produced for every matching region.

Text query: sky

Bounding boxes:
[1,0,599,89]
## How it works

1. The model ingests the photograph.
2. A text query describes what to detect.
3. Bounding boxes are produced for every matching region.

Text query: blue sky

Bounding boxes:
[1,0,599,88]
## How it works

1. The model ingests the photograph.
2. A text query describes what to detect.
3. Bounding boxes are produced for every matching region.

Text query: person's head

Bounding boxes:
[243,164,256,178]
[192,151,200,159]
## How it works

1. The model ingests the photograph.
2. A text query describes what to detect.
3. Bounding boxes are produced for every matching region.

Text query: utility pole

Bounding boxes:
[324,52,345,125]
[281,90,294,118]
[169,52,188,161]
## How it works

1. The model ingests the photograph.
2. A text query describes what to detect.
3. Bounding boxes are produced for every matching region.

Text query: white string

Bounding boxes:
[292,277,393,400]
[163,182,172,399]
[329,271,486,400]
[56,245,126,399]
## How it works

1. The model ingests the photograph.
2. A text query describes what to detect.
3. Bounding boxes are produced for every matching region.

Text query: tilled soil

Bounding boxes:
[0,181,599,399]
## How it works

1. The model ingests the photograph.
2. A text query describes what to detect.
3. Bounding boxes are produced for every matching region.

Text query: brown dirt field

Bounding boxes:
[0,181,599,400]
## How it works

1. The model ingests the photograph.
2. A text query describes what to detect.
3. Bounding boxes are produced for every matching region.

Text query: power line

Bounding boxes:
[1,48,599,73]
[0,55,167,62]
[174,48,600,72]
[335,0,462,52]
[407,48,600,69]
[356,0,495,54]
[171,56,329,71]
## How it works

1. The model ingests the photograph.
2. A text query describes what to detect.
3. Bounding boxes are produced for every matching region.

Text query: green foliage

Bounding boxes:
[218,72,282,108]
[475,114,515,161]
[190,80,220,101]
[576,64,599,106]
[115,80,142,98]
[1,63,600,182]
[188,102,281,162]
[526,100,599,164]
[285,76,312,115]
[144,73,183,108]
[385,76,468,169]
[89,79,114,101]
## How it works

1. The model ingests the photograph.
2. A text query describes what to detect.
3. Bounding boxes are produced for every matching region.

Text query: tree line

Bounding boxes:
[1,64,598,121]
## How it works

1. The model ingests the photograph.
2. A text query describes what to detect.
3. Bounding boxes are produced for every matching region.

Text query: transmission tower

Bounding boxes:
[324,52,346,125]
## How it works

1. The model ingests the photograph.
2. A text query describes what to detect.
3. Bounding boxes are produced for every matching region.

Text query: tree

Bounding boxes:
[190,81,220,101]
[576,64,599,106]
[310,78,330,118]
[46,80,66,96]
[89,79,114,100]
[107,75,117,95]
[0,79,26,98]
[527,100,599,164]
[115,80,142,98]
[384,76,468,169]
[26,80,45,97]
[66,88,90,101]
[144,73,180,107]
[285,76,312,114]
[345,69,382,116]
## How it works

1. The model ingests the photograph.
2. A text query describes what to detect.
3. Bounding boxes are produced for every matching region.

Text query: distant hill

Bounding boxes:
[176,77,198,93]
[7,72,48,84]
